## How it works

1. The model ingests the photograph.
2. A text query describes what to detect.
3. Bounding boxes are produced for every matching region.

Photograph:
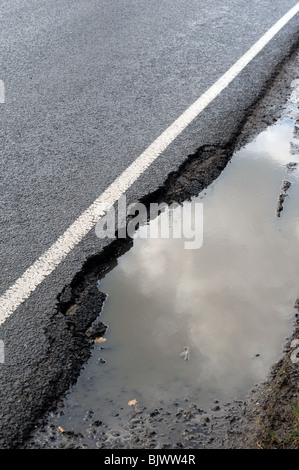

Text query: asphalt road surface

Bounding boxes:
[0,0,299,447]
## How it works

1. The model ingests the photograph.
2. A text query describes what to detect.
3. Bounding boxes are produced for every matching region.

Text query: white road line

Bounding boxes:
[0,3,298,326]
[0,80,4,103]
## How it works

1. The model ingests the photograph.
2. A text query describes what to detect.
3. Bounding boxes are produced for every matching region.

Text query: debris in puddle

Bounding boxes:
[180,347,190,361]
[98,358,106,364]
[211,405,221,411]
[128,399,137,406]
[286,161,298,171]
[94,337,107,343]
[290,141,299,155]
[276,179,292,217]
[276,193,287,217]
[281,180,292,192]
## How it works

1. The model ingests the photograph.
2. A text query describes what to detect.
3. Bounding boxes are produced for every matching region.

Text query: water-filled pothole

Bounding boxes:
[52,100,299,443]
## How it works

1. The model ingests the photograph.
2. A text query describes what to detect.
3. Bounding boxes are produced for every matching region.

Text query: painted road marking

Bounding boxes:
[0,80,4,103]
[0,3,298,326]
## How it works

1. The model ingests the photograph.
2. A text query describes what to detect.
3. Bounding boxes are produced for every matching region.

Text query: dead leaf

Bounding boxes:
[94,337,107,343]
[128,399,137,406]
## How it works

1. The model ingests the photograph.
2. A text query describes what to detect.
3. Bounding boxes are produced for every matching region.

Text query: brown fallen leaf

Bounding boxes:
[128,399,137,406]
[94,337,107,343]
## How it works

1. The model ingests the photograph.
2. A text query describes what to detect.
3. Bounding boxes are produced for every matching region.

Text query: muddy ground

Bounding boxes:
[18,47,299,450]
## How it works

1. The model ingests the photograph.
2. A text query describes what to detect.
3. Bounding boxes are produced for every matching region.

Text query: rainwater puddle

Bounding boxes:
[55,100,299,439]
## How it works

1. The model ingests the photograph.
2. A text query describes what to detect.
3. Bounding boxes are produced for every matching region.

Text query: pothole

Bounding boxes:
[28,82,299,449]
[22,53,299,450]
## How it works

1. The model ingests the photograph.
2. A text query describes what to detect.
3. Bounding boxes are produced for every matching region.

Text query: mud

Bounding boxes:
[14,47,299,449]
[276,180,292,217]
